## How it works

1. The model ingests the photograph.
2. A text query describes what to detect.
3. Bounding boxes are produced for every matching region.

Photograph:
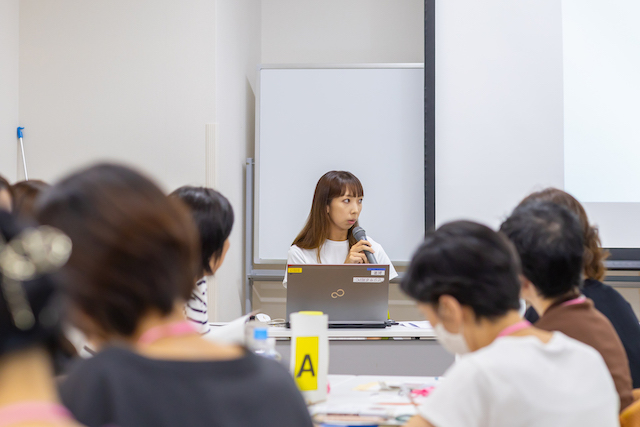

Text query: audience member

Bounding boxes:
[401,220,619,427]
[521,188,640,388]
[12,179,50,219]
[0,175,13,212]
[170,186,234,334]
[501,200,634,411]
[0,211,83,427]
[36,164,313,427]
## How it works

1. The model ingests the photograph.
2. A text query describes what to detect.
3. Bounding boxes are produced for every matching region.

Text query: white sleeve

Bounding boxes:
[283,245,308,288]
[368,238,398,280]
[417,358,489,427]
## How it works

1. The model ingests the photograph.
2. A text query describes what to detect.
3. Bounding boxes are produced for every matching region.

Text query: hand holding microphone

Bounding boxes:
[350,226,378,264]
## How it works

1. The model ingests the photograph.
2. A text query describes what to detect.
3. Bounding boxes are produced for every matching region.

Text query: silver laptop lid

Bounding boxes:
[286,264,389,325]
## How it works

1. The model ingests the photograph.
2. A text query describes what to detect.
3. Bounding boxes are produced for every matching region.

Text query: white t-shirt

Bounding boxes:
[418,332,619,427]
[283,237,398,287]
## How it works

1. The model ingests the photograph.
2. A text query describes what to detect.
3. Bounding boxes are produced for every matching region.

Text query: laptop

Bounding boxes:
[286,264,390,328]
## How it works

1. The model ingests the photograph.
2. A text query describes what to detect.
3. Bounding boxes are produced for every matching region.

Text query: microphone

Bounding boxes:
[352,226,377,264]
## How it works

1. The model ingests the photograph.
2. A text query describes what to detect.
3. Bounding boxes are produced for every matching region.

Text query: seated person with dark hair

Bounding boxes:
[500,200,633,412]
[520,187,640,389]
[170,186,234,334]
[36,164,313,427]
[401,220,618,427]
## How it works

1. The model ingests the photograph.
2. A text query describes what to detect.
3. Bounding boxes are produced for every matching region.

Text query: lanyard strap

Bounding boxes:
[497,320,532,338]
[0,402,73,427]
[560,296,587,307]
[138,320,198,346]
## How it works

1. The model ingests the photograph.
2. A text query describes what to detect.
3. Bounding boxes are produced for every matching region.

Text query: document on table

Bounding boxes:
[399,321,432,329]
[310,376,441,425]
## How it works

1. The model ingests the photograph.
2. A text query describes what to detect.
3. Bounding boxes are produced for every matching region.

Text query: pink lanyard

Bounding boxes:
[497,320,532,338]
[561,296,587,307]
[0,401,73,427]
[137,320,198,346]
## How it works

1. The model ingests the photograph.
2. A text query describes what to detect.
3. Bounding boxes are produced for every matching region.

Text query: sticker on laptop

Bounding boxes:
[367,268,385,276]
[353,277,385,283]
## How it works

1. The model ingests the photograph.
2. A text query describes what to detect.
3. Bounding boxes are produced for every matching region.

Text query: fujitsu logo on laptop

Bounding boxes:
[331,289,345,299]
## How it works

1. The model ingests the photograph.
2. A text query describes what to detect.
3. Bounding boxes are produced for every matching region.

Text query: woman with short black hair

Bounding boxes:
[170,186,234,334]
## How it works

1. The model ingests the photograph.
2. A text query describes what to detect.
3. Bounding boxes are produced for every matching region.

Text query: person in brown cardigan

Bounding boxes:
[500,200,633,412]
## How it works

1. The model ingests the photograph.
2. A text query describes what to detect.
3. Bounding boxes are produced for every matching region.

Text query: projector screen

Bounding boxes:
[434,0,640,258]
[563,0,640,250]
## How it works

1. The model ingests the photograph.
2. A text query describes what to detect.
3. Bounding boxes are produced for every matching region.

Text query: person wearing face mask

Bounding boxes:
[400,220,619,427]
[283,171,397,287]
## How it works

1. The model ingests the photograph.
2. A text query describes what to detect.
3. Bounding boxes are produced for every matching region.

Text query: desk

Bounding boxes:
[310,374,439,426]
[269,324,454,376]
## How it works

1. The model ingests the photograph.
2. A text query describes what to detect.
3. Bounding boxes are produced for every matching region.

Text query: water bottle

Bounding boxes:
[251,327,281,361]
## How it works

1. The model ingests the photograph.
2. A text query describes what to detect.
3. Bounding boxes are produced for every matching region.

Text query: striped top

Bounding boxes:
[185,278,209,334]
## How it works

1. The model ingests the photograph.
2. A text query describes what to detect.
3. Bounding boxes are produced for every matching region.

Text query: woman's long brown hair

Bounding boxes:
[519,188,609,281]
[293,171,364,261]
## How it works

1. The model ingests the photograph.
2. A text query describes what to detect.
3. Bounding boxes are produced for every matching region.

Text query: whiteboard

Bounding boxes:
[255,65,425,264]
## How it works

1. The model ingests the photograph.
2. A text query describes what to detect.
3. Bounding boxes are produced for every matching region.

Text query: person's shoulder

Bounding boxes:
[242,354,313,415]
[288,244,303,255]
[63,346,134,385]
[287,244,310,262]
[247,352,298,385]
[440,349,487,382]
[584,279,631,304]
[548,331,603,355]
[59,347,134,412]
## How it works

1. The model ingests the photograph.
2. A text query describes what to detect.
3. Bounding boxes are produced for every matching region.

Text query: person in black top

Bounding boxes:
[520,188,640,388]
[35,164,313,427]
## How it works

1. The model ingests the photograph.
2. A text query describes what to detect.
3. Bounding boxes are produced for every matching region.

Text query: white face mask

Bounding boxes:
[433,322,470,355]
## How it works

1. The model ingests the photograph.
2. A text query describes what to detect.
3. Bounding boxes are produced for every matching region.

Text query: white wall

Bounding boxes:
[0,0,19,181]
[18,0,216,189]
[18,0,261,321]
[261,0,424,64]
[211,0,261,320]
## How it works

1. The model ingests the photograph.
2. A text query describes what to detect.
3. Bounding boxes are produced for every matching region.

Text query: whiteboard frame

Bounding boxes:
[254,63,425,265]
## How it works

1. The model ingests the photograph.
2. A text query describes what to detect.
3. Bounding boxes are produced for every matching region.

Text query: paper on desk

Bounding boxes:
[204,313,253,345]
[398,321,432,329]
[310,404,391,417]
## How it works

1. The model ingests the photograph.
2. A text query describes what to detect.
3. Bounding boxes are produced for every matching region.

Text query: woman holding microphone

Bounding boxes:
[284,171,397,286]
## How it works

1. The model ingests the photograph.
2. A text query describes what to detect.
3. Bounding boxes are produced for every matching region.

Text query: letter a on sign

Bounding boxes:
[294,336,319,391]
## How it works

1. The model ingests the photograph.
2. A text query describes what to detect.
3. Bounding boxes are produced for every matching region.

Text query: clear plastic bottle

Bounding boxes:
[251,327,282,361]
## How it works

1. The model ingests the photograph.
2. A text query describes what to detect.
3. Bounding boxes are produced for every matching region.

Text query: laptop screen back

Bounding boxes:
[285,264,389,325]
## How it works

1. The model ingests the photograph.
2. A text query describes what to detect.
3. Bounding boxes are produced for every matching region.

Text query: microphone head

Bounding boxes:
[352,226,367,241]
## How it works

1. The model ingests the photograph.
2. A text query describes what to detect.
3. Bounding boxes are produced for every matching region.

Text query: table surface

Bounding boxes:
[310,374,440,426]
[269,321,436,339]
